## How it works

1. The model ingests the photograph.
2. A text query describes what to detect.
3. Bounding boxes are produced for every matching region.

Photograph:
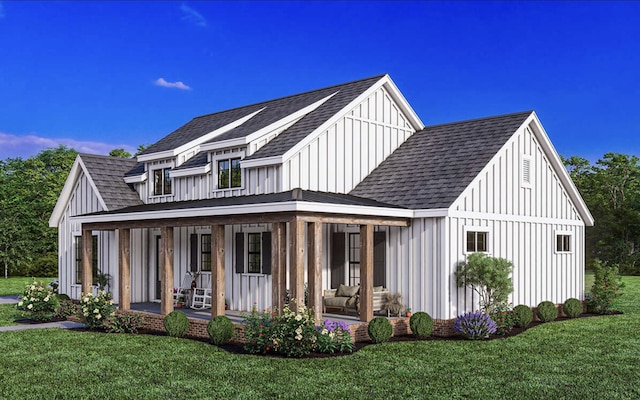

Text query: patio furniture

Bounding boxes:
[191,274,212,309]
[323,284,389,314]
[174,274,192,305]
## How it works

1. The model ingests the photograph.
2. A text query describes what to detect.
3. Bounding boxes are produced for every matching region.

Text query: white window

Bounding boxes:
[464,227,490,253]
[152,167,172,196]
[521,155,532,188]
[555,232,572,253]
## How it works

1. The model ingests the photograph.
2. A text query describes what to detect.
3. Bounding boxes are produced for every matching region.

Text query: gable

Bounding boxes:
[350,111,532,209]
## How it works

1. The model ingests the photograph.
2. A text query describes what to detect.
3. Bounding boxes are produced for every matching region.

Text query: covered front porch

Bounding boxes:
[75,190,412,323]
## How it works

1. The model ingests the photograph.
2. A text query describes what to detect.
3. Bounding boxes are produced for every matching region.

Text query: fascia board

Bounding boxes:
[170,164,211,178]
[241,155,283,168]
[137,108,265,163]
[71,201,414,224]
[528,113,595,226]
[200,92,338,153]
[49,155,83,227]
[123,172,148,184]
[413,208,449,218]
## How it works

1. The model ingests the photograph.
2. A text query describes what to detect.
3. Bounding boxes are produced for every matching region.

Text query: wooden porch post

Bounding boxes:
[307,221,322,322]
[289,218,305,310]
[359,224,374,322]
[271,222,286,314]
[211,225,225,318]
[81,228,93,295]
[118,228,131,311]
[160,226,174,316]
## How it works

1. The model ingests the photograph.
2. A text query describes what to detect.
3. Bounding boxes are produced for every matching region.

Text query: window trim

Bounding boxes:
[555,231,573,254]
[237,228,269,275]
[212,152,244,191]
[463,226,491,255]
[151,164,174,197]
[201,234,212,272]
[247,232,262,274]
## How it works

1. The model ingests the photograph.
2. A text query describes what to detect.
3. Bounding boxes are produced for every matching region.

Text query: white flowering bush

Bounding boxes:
[16,280,60,321]
[79,290,115,330]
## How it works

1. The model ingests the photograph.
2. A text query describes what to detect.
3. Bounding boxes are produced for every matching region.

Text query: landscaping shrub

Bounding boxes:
[16,280,60,321]
[208,315,234,345]
[409,312,433,338]
[79,290,116,330]
[27,253,58,277]
[243,309,274,354]
[588,259,624,314]
[367,317,392,343]
[490,301,517,335]
[512,304,533,328]
[315,319,353,354]
[107,312,144,334]
[455,252,514,314]
[536,301,558,323]
[269,304,317,357]
[54,298,80,319]
[163,310,189,337]
[563,298,583,318]
[454,311,497,339]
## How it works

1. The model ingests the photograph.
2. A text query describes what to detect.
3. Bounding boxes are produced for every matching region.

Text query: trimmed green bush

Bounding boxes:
[536,301,558,323]
[367,317,392,344]
[563,298,583,318]
[409,312,433,338]
[163,310,189,337]
[208,315,234,345]
[513,304,533,328]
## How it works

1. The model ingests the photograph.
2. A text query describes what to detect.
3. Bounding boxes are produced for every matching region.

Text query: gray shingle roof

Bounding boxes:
[80,154,144,210]
[136,75,385,162]
[349,111,533,209]
[86,188,404,216]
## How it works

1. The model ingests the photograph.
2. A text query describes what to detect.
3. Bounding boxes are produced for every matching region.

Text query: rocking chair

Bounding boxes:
[190,274,212,309]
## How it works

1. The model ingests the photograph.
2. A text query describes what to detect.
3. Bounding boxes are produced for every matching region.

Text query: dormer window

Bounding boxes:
[217,157,242,189]
[153,167,172,196]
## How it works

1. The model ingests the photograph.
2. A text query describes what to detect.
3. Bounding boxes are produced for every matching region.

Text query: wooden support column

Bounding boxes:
[160,226,174,316]
[289,218,305,310]
[211,225,226,318]
[271,222,286,314]
[307,222,323,322]
[359,224,374,322]
[81,228,93,295]
[118,228,131,311]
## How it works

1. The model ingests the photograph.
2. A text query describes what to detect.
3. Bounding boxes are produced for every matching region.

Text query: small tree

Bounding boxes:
[455,253,513,314]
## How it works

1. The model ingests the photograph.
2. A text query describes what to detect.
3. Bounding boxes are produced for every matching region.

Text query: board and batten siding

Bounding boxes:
[444,123,586,317]
[282,86,416,193]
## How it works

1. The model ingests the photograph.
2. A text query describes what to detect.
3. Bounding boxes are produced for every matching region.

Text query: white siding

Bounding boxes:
[283,86,416,193]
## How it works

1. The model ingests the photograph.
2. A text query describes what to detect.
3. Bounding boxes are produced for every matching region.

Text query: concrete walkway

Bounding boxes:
[0,295,86,332]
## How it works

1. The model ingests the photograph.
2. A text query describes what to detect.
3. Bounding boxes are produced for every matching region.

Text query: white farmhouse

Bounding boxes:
[49,74,593,324]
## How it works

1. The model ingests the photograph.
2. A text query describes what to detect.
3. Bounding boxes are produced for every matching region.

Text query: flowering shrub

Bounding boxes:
[588,260,624,314]
[269,304,317,357]
[79,290,115,330]
[106,312,144,334]
[315,319,353,354]
[454,311,497,340]
[16,280,60,321]
[490,302,517,335]
[243,308,275,355]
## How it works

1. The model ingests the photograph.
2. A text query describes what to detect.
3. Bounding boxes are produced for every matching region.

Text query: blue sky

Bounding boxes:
[0,1,638,162]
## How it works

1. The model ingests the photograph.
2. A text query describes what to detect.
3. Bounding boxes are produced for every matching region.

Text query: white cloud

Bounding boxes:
[154,77,192,90]
[180,3,206,27]
[0,132,136,160]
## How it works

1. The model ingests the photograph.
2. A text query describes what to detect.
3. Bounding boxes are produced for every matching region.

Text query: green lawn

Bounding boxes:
[0,277,638,399]
[0,276,57,296]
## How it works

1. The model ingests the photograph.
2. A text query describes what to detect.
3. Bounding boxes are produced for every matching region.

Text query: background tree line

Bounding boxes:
[564,153,640,274]
[1,147,638,277]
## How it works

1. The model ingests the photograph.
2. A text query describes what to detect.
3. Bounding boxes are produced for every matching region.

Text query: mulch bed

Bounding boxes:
[14,316,68,324]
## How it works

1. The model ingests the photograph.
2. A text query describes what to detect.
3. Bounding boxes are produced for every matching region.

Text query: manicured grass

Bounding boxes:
[0,276,638,399]
[0,304,19,326]
[0,276,56,296]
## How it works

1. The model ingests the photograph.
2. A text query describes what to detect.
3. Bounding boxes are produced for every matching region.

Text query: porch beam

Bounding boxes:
[271,222,286,314]
[118,228,131,311]
[359,224,374,322]
[160,226,174,316]
[289,218,305,310]
[81,228,93,295]
[307,222,323,322]
[211,225,225,318]
[297,214,410,227]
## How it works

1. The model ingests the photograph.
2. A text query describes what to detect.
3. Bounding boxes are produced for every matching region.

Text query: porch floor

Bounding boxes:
[128,302,392,326]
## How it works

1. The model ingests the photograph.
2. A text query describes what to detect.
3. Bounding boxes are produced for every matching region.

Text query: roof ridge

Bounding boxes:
[421,110,533,130]
[79,153,136,161]
[189,74,387,121]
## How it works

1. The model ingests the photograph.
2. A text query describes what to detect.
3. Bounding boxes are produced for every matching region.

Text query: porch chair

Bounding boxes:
[190,274,212,309]
[174,274,192,305]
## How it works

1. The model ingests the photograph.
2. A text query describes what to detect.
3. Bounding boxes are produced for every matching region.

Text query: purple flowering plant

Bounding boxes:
[454,311,497,340]
[315,319,354,354]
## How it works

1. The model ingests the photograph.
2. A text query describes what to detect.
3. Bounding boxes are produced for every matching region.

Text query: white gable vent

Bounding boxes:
[521,155,532,188]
